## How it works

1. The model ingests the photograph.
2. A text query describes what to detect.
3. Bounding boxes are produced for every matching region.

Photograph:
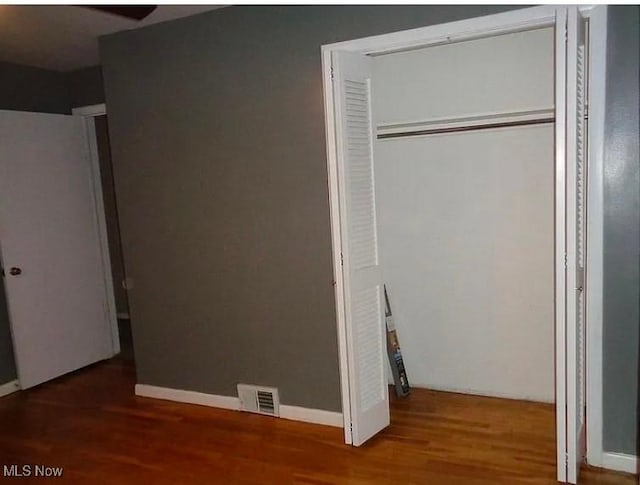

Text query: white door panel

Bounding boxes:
[0,110,114,389]
[333,50,390,446]
[566,7,588,484]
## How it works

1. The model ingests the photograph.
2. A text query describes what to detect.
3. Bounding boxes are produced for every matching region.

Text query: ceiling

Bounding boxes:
[0,5,226,72]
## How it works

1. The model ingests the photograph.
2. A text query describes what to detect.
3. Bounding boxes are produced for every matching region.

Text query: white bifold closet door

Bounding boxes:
[565,7,588,484]
[332,51,390,446]
[0,110,114,389]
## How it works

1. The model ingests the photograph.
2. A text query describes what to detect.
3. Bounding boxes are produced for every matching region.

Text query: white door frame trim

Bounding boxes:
[72,103,107,117]
[583,5,608,469]
[321,4,608,475]
[72,104,120,356]
[0,379,20,398]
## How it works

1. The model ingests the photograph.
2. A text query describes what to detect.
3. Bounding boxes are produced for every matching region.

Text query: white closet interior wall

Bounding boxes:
[373,27,555,402]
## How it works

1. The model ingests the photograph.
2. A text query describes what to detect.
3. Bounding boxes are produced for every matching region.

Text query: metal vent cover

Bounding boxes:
[237,384,280,417]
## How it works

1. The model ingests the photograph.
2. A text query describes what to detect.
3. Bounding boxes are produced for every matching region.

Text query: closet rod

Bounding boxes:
[377,116,555,140]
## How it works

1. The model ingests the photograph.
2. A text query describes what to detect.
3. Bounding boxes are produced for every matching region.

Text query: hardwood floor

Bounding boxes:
[0,358,634,484]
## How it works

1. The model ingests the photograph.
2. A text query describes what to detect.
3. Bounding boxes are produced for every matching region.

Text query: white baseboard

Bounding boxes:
[410,382,555,404]
[135,384,343,428]
[0,380,20,398]
[601,452,638,475]
[136,384,239,410]
[279,404,343,427]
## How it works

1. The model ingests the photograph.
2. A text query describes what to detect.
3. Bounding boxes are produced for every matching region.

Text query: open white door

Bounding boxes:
[565,7,588,484]
[333,51,390,446]
[0,110,115,389]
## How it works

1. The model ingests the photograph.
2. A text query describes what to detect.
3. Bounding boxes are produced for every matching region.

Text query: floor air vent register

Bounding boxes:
[237,384,280,417]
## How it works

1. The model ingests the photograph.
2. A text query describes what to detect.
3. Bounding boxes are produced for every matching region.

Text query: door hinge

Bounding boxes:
[331,65,334,80]
[564,254,568,269]
[340,252,344,267]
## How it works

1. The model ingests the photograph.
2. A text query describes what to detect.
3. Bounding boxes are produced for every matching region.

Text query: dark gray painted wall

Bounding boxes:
[0,62,105,114]
[602,6,640,455]
[0,62,70,114]
[99,3,640,445]
[100,5,518,411]
[66,65,105,109]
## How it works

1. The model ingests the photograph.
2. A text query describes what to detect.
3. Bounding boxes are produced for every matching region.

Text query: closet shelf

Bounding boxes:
[377,108,555,140]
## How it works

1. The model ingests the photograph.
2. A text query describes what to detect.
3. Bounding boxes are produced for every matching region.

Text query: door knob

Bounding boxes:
[9,267,22,276]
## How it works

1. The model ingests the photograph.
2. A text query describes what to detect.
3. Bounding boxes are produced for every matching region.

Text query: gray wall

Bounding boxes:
[100,3,640,448]
[100,5,518,411]
[0,62,105,114]
[66,65,105,109]
[602,6,640,455]
[0,61,70,114]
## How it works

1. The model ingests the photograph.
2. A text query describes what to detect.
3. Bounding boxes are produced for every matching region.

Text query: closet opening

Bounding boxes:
[322,6,602,484]
[375,24,556,477]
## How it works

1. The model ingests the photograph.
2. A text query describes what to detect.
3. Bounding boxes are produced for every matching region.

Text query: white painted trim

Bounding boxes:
[601,452,639,475]
[80,115,120,356]
[585,5,607,469]
[135,384,343,428]
[72,103,106,117]
[322,5,558,56]
[554,10,569,482]
[0,380,20,398]
[579,6,596,17]
[565,10,588,482]
[279,405,344,428]
[322,45,353,445]
[135,384,239,410]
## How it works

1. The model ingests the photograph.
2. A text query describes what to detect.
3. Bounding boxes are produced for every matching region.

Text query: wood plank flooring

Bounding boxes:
[0,358,635,484]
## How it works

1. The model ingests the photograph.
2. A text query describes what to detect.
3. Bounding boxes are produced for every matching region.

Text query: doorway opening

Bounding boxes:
[93,112,133,362]
[74,104,134,363]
